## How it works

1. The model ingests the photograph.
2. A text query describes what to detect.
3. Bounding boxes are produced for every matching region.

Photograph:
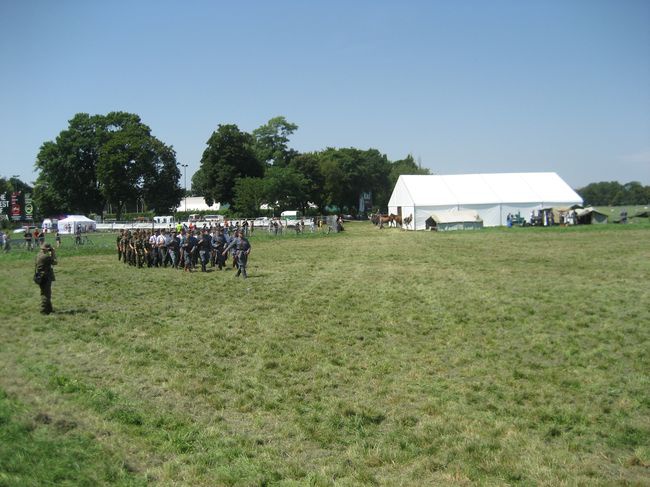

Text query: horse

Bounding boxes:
[370,212,393,228]
[389,214,402,228]
[403,214,413,229]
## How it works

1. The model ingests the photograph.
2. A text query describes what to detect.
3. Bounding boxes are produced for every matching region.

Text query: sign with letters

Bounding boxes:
[0,191,34,222]
[0,193,9,220]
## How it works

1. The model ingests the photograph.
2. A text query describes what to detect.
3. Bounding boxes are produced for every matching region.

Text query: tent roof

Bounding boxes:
[389,172,583,207]
[575,207,608,217]
[58,215,95,223]
[428,210,483,224]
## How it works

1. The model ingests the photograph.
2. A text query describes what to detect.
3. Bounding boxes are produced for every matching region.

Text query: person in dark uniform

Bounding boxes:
[35,243,57,314]
[167,232,180,269]
[223,230,251,278]
[182,231,197,272]
[24,228,33,251]
[197,229,212,272]
[211,228,226,270]
[116,230,124,261]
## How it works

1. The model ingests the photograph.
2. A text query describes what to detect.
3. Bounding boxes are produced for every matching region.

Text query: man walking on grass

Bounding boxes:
[222,230,251,278]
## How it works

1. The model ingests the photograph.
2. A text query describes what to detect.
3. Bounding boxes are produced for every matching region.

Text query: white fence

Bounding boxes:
[96,222,176,232]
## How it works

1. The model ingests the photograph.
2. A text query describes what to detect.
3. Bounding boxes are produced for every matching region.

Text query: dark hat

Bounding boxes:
[41,243,53,250]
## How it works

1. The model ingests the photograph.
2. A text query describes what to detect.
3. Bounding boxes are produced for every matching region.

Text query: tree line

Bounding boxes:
[191,117,431,216]
[29,113,429,219]
[576,181,650,206]
[6,111,649,222]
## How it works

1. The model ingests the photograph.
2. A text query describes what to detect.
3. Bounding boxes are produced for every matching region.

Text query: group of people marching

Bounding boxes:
[117,226,252,278]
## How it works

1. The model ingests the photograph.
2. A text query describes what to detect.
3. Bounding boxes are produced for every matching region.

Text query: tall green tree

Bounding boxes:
[252,116,298,167]
[141,140,184,214]
[197,124,263,206]
[318,148,391,212]
[389,155,430,188]
[190,167,208,198]
[97,113,153,218]
[264,166,309,213]
[96,112,183,218]
[34,113,105,216]
[289,152,326,212]
[34,112,182,219]
[232,177,267,216]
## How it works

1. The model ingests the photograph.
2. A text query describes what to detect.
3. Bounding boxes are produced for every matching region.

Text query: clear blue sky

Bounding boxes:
[1,0,649,189]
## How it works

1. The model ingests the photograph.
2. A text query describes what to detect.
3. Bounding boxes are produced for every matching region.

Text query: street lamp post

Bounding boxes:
[181,164,188,212]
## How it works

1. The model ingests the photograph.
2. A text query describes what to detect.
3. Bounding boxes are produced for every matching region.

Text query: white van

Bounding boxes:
[281,210,301,227]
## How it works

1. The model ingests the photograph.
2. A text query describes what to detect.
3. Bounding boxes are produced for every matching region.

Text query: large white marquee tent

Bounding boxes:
[388,172,583,229]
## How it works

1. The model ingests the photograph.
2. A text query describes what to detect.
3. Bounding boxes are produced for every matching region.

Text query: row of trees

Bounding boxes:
[191,117,428,215]
[32,113,429,219]
[27,111,648,220]
[576,181,650,206]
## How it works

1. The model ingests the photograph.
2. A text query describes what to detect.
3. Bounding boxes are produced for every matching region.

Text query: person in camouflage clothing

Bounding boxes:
[35,243,57,314]
[117,230,125,261]
[135,230,146,268]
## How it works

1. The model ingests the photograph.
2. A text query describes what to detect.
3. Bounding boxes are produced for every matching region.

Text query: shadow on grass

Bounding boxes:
[54,308,92,316]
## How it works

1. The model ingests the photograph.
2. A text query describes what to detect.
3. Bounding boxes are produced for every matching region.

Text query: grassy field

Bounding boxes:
[1,222,649,486]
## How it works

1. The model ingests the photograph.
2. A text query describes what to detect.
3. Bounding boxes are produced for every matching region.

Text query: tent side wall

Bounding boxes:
[500,204,540,225]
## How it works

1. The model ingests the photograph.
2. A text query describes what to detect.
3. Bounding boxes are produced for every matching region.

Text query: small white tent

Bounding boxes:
[57,215,96,235]
[388,172,583,229]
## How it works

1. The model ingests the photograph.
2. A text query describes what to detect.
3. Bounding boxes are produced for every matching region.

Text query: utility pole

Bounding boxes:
[180,164,188,212]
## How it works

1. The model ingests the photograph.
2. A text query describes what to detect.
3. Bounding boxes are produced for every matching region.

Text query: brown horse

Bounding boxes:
[371,212,393,227]
[390,214,402,227]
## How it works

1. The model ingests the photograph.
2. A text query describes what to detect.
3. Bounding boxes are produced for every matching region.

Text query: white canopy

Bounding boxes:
[388,172,583,228]
[57,215,96,234]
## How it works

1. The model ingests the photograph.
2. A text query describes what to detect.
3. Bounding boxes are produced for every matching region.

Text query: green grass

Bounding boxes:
[1,222,649,485]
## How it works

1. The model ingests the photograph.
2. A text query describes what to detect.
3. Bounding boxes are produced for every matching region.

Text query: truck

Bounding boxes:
[280,210,301,227]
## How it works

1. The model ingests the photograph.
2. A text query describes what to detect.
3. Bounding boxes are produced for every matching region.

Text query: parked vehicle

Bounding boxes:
[281,210,301,227]
[254,216,270,227]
